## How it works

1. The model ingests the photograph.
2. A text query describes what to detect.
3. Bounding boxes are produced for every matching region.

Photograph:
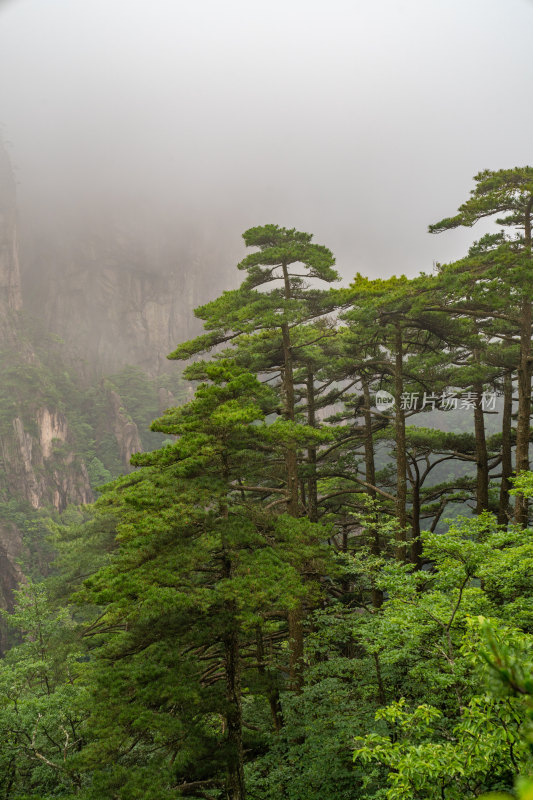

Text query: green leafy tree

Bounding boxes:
[430,167,533,525]
[67,362,332,799]
[353,514,533,799]
[0,581,91,797]
[170,224,340,691]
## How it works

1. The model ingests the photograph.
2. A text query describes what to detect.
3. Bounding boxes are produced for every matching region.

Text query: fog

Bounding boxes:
[1,0,532,282]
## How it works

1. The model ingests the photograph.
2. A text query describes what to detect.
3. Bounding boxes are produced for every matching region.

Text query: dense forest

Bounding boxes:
[0,167,532,800]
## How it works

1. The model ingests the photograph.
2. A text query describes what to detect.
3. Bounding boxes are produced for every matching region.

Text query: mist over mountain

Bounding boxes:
[1,0,532,298]
[0,4,532,794]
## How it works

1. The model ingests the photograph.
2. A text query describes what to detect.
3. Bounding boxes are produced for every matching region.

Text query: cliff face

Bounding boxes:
[0,136,232,615]
[0,143,93,615]
[0,142,94,514]
[0,143,22,336]
[21,218,235,375]
[0,412,93,512]
[108,390,143,465]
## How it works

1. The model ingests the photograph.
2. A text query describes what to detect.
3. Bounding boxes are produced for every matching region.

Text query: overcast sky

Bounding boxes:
[0,0,532,282]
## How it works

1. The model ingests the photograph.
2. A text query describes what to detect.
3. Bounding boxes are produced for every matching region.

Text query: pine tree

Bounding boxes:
[170,224,340,691]
[429,167,533,524]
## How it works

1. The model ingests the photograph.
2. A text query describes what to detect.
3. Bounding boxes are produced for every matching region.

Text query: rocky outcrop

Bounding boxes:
[0,386,93,622]
[0,411,93,511]
[0,405,91,629]
[109,390,142,466]
[37,408,68,459]
[49,458,93,512]
[5,417,42,508]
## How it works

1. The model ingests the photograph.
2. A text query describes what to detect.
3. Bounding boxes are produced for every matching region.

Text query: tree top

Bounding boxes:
[429,166,533,233]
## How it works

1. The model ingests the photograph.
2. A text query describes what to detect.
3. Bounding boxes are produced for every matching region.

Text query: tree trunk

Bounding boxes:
[394,324,408,561]
[473,376,489,514]
[281,261,304,692]
[287,604,304,692]
[363,380,383,606]
[306,368,318,523]
[281,322,299,516]
[221,540,245,800]
[498,370,513,525]
[514,196,533,526]
[256,626,283,732]
[224,622,246,800]
[409,459,422,569]
[515,298,532,525]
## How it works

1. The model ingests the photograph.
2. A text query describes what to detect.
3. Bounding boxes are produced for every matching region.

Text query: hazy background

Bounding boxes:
[0,0,532,282]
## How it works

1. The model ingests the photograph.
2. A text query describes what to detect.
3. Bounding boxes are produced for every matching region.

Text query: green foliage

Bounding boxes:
[352,518,533,799]
[107,365,187,451]
[86,457,112,488]
[511,473,533,499]
[0,582,91,797]
[429,167,533,234]
[2,202,533,800]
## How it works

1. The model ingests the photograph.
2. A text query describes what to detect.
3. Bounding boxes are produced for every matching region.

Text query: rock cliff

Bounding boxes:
[21,216,235,375]
[0,142,22,336]
[0,412,93,512]
[0,135,234,615]
[0,143,91,613]
[0,142,93,511]
[108,390,143,465]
